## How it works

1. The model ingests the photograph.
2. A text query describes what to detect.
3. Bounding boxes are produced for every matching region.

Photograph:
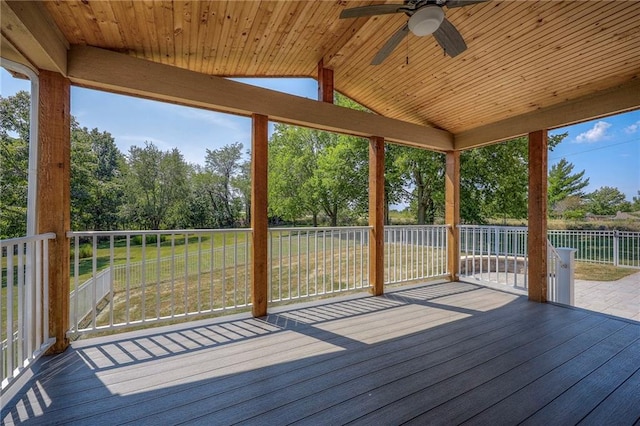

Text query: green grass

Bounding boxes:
[72,241,447,337]
[574,262,638,281]
[4,229,637,342]
[71,231,249,284]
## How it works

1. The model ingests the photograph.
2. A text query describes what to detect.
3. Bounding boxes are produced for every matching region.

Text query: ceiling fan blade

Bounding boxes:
[432,18,467,57]
[371,24,410,65]
[340,4,407,19]
[445,0,489,8]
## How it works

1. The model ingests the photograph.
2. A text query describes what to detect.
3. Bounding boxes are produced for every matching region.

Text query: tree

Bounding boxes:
[1,91,128,234]
[268,124,323,225]
[162,148,191,228]
[459,138,530,223]
[631,190,640,212]
[233,155,252,226]
[204,142,244,227]
[86,127,125,230]
[122,142,188,229]
[0,91,31,238]
[70,121,128,231]
[586,186,628,215]
[548,158,589,211]
[552,195,585,220]
[183,166,216,228]
[484,139,530,221]
[268,125,369,227]
[70,119,98,230]
[383,144,409,225]
[314,134,369,226]
[268,94,370,227]
[458,133,566,223]
[394,147,445,224]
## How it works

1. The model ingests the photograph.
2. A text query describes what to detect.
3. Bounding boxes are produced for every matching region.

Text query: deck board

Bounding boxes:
[521,340,640,425]
[462,324,640,425]
[577,367,640,425]
[2,281,638,425]
[296,315,615,425]
[403,318,630,425]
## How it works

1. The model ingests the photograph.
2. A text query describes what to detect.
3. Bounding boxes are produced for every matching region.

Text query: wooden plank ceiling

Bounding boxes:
[37,1,640,141]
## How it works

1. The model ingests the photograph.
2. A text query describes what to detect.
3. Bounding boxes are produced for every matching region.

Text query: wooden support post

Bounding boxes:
[445,151,460,281]
[528,129,548,302]
[369,136,385,296]
[251,113,269,317]
[37,70,70,354]
[317,59,334,104]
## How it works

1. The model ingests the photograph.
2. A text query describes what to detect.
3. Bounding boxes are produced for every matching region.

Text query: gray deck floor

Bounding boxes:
[2,281,639,425]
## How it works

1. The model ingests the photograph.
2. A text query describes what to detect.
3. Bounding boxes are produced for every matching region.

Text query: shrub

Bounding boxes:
[130,234,167,246]
[70,244,93,260]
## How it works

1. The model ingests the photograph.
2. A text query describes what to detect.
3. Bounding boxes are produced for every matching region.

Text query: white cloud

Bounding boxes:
[625,121,640,134]
[574,121,611,143]
[155,102,249,132]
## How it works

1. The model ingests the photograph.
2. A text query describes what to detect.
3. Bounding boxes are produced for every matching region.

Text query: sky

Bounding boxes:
[1,68,639,201]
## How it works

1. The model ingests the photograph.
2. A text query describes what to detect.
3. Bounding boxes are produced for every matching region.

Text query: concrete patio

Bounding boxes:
[462,270,640,322]
[575,271,640,322]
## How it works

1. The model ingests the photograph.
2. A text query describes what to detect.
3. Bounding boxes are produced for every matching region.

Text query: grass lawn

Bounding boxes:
[5,233,636,342]
[71,231,250,284]
[574,262,639,281]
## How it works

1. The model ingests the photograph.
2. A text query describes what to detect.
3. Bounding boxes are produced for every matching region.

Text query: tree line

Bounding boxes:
[1,91,252,238]
[1,90,638,239]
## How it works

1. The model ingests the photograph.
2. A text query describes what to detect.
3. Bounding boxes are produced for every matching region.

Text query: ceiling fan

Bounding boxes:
[339,0,488,65]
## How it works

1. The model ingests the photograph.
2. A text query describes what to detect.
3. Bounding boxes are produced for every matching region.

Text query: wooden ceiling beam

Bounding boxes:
[454,78,640,150]
[1,0,68,74]
[318,59,334,103]
[1,34,30,68]
[67,45,453,151]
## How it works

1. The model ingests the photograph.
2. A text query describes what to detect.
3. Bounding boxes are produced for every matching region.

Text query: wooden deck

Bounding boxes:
[3,281,639,425]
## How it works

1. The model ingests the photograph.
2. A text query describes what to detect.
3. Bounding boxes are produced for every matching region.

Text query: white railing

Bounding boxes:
[68,225,453,336]
[69,225,623,336]
[459,226,579,302]
[546,241,562,302]
[1,233,56,393]
[69,268,111,328]
[459,225,529,289]
[547,229,640,268]
[268,227,371,302]
[68,229,251,335]
[384,225,449,285]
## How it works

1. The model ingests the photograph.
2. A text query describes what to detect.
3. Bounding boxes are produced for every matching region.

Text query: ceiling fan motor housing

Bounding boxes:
[408,5,445,36]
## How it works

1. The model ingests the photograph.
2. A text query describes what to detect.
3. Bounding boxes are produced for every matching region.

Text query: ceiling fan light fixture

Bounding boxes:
[408,6,445,36]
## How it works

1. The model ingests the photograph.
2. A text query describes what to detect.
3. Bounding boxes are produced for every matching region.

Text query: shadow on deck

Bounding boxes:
[2,281,639,425]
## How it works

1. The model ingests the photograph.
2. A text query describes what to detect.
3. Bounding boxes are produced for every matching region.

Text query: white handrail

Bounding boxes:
[68,229,252,335]
[384,225,449,285]
[547,229,639,268]
[67,225,452,336]
[1,233,56,393]
[458,225,528,290]
[458,225,580,303]
[268,227,372,302]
